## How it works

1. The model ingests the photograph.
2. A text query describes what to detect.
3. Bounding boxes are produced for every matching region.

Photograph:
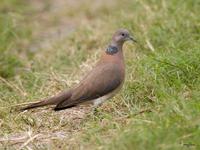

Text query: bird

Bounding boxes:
[21,29,136,111]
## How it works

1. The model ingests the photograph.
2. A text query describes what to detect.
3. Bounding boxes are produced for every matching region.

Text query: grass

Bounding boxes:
[0,0,200,149]
[0,0,32,78]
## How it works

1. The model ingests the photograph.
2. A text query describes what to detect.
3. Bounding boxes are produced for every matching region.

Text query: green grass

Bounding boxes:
[0,0,32,78]
[0,0,200,149]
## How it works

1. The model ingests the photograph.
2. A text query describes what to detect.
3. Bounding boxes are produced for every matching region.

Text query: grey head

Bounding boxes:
[112,29,136,45]
[106,29,136,55]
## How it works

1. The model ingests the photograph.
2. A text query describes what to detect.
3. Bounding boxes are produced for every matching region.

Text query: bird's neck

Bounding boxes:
[105,41,123,55]
[101,41,124,64]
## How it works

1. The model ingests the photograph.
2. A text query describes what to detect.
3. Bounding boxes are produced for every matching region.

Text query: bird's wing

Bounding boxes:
[54,63,124,110]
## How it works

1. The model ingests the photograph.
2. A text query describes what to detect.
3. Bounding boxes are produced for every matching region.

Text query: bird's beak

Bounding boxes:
[128,36,137,42]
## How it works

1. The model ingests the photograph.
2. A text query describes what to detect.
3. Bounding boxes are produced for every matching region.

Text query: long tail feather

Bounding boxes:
[21,90,72,111]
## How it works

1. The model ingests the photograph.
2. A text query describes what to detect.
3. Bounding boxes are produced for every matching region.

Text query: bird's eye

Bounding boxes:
[122,33,125,36]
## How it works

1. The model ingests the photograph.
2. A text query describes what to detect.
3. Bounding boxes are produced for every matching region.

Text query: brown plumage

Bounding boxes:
[21,29,136,111]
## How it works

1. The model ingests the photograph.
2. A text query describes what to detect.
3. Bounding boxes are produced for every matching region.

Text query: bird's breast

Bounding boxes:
[101,50,125,78]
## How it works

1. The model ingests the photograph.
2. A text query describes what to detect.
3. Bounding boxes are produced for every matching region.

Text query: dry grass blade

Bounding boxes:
[0,76,27,96]
[19,134,40,149]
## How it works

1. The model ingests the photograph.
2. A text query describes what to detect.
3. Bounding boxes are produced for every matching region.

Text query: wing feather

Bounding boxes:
[54,63,123,110]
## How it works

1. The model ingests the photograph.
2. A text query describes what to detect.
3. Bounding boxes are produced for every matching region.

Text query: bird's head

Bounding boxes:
[106,29,136,55]
[112,29,136,45]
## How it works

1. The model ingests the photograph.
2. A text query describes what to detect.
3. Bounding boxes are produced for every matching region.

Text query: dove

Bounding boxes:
[21,29,136,111]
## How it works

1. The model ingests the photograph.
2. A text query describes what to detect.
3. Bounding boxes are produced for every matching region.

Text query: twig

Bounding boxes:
[19,134,40,150]
[0,135,27,143]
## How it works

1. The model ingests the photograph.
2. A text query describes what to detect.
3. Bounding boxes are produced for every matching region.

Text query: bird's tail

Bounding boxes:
[20,90,72,111]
